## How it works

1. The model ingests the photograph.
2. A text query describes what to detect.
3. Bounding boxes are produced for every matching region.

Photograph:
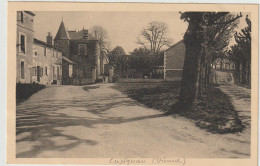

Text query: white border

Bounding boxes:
[1,1,260,166]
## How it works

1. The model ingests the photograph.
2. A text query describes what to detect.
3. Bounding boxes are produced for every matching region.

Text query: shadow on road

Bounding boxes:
[16,90,167,157]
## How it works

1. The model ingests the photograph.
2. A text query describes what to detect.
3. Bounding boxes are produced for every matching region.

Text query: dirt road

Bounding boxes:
[16,83,250,158]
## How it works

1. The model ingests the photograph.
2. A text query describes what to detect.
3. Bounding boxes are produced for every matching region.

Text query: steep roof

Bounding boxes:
[24,11,35,16]
[54,21,70,40]
[62,56,75,64]
[165,40,184,52]
[33,38,62,51]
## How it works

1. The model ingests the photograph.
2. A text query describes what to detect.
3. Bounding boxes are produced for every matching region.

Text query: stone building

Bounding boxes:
[33,37,63,85]
[54,21,101,85]
[17,11,64,85]
[16,11,35,83]
[164,40,185,81]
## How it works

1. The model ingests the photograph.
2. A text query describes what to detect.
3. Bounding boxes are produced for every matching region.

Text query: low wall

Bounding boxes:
[117,78,164,83]
[72,78,94,85]
[164,77,182,81]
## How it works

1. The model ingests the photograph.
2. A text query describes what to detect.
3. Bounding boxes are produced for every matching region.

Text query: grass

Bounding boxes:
[112,81,243,134]
[83,85,100,91]
[16,83,46,104]
[113,82,180,112]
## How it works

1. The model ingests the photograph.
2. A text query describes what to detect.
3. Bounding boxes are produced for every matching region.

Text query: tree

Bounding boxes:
[108,46,128,77]
[137,21,172,53]
[179,12,242,108]
[89,25,111,52]
[229,15,251,85]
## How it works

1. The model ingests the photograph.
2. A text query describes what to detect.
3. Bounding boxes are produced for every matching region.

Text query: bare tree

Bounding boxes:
[137,21,172,53]
[89,25,111,52]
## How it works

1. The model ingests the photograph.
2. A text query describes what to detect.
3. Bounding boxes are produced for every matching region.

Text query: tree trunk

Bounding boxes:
[206,64,211,86]
[235,62,240,83]
[242,61,246,84]
[247,60,251,85]
[179,22,203,107]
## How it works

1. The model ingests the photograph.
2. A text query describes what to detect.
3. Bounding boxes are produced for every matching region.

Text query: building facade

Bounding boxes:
[164,40,185,81]
[33,38,63,85]
[17,11,63,85]
[54,21,102,85]
[16,11,35,83]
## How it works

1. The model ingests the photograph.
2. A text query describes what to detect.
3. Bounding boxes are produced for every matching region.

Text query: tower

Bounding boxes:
[54,20,70,58]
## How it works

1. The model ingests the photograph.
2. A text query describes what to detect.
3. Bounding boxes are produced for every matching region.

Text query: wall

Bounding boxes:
[69,39,100,80]
[33,42,62,85]
[16,11,35,83]
[117,78,164,83]
[164,40,185,79]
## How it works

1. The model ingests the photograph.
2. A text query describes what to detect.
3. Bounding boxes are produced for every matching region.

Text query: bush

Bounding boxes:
[16,83,45,104]
[95,78,103,83]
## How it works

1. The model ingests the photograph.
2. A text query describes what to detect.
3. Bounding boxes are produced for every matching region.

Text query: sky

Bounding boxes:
[33,11,249,54]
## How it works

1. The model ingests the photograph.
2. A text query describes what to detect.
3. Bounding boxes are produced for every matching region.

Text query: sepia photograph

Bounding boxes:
[6,2,258,166]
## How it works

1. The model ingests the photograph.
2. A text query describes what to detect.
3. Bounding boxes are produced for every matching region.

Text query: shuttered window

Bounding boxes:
[21,62,25,79]
[45,66,48,75]
[21,12,24,23]
[20,35,25,53]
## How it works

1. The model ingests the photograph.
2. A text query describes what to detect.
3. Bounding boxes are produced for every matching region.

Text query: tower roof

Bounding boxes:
[54,21,70,40]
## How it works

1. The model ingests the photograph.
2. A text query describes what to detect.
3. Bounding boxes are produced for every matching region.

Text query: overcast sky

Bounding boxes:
[33,11,249,54]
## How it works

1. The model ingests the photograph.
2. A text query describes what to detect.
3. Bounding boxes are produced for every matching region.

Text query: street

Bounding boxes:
[16,83,250,158]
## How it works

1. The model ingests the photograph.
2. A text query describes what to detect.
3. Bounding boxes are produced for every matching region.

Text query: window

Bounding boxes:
[44,47,46,56]
[57,66,59,77]
[21,12,24,23]
[34,51,38,56]
[21,62,25,79]
[45,66,48,75]
[79,44,87,56]
[20,35,25,53]
[53,66,56,76]
[69,65,73,77]
[32,67,37,76]
[40,68,43,77]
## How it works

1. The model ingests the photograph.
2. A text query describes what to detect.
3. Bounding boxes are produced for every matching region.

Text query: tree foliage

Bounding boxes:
[179,12,242,107]
[229,15,251,85]
[128,48,164,78]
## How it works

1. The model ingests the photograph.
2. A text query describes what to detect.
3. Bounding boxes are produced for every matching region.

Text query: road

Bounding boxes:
[16,83,250,158]
[215,70,251,129]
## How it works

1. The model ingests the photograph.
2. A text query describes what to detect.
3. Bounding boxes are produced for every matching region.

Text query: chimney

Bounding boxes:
[83,29,88,39]
[46,32,53,45]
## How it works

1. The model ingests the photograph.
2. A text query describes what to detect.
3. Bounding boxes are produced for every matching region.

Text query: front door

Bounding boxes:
[37,66,40,82]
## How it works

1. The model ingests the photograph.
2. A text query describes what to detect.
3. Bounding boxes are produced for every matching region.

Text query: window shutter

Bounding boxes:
[41,68,43,77]
[17,12,21,21]
[20,35,25,53]
[45,66,48,75]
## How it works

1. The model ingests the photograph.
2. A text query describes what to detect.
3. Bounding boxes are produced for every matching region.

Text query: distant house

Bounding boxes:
[163,40,186,81]
[54,21,102,85]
